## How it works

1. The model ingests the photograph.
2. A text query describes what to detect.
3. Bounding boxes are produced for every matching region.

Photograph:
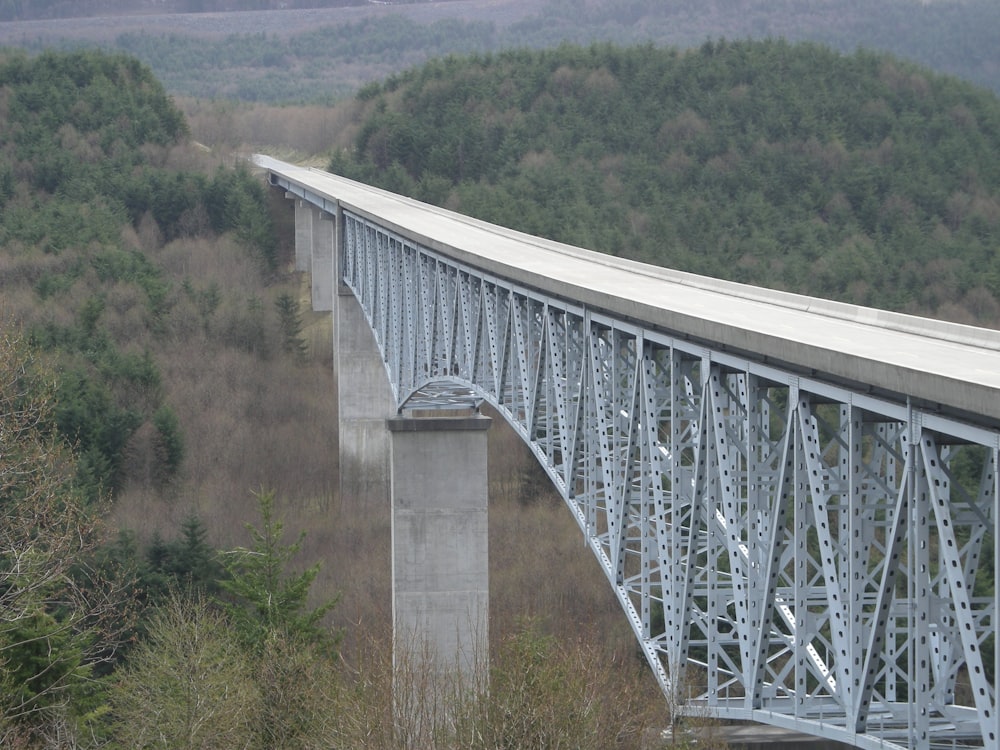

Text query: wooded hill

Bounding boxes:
[329,40,1000,326]
[4,0,998,103]
[0,47,659,747]
[0,49,280,501]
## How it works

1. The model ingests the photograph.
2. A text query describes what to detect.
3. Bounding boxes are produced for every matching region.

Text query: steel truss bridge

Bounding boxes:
[258,156,1000,750]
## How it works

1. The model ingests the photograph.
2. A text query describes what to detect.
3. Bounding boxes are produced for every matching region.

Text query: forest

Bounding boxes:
[0,48,663,748]
[2,5,1000,746]
[0,0,396,22]
[4,0,1000,101]
[330,40,1000,326]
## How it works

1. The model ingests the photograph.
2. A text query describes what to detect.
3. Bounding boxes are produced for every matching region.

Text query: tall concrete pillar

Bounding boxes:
[311,212,334,312]
[388,413,491,679]
[334,207,395,507]
[285,195,394,508]
[292,198,313,272]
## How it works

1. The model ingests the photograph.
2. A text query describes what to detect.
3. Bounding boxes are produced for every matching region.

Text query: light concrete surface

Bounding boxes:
[310,210,334,312]
[292,198,312,272]
[259,155,1000,425]
[388,414,491,678]
[334,250,395,508]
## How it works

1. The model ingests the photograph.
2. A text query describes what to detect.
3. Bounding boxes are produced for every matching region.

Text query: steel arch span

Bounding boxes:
[261,157,1000,750]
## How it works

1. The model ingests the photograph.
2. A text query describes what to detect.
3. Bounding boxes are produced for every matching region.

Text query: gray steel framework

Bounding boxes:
[339,209,999,750]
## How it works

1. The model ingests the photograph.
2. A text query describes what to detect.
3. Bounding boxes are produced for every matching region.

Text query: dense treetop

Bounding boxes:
[330,40,1000,325]
[0,48,276,497]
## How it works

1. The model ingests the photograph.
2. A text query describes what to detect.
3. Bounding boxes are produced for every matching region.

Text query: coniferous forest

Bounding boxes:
[331,40,1000,324]
[1,1,1000,746]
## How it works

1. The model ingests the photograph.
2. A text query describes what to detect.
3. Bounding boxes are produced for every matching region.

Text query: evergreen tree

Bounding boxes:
[0,327,130,742]
[275,291,308,361]
[218,489,339,654]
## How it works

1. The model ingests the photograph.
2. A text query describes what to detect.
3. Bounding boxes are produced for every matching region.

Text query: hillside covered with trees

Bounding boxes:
[0,48,659,748]
[2,0,998,102]
[5,23,1000,750]
[329,40,1000,326]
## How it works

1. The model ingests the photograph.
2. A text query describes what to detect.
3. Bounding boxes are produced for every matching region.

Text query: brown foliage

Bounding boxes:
[0,327,134,740]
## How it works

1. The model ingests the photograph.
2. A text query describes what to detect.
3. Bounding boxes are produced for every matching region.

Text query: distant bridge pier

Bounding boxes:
[289,192,394,506]
[289,186,490,706]
[292,198,334,309]
[388,412,490,681]
[292,197,312,272]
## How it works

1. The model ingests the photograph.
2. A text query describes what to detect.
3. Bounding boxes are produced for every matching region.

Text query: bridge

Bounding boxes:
[255,154,1000,750]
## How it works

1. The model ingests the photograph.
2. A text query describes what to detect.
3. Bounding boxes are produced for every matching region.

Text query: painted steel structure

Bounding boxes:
[257,156,1000,750]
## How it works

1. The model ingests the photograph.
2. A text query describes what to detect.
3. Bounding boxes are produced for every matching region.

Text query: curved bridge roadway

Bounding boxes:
[257,155,1000,750]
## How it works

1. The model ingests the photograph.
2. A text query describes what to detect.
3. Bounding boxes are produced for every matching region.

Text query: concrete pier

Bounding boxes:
[388,413,491,679]
[292,198,312,272]
[337,286,395,506]
[310,211,334,312]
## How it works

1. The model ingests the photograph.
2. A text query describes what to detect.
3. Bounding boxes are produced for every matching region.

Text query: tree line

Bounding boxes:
[6,0,999,103]
[330,39,1000,326]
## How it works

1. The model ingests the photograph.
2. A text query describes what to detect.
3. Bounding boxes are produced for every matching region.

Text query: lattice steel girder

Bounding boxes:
[338,210,1000,750]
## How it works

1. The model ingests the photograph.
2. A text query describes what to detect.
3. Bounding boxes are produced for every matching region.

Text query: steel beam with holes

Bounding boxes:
[258,155,1000,750]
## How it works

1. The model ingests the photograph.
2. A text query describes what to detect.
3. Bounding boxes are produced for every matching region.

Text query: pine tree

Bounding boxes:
[0,326,130,741]
[275,291,308,362]
[217,488,339,654]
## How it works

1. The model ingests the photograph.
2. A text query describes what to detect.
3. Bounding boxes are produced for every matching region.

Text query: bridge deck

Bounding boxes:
[257,155,1000,426]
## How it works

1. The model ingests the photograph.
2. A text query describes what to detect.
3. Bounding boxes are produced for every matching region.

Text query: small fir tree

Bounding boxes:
[217,488,339,654]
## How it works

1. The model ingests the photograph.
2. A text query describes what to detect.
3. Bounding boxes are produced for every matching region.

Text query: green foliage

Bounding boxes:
[0,327,129,743]
[0,50,186,186]
[152,404,185,482]
[0,611,93,729]
[7,0,1000,103]
[10,0,999,103]
[332,40,1000,323]
[29,293,166,496]
[0,48,287,498]
[218,488,339,654]
[275,291,308,361]
[51,366,142,497]
[108,13,499,102]
[206,165,280,270]
[142,515,225,598]
[109,592,257,750]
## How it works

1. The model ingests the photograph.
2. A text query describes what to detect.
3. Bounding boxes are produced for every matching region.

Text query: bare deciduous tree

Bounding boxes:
[0,326,133,745]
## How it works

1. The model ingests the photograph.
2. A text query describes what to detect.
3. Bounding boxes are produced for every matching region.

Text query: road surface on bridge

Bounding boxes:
[259,155,1000,426]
